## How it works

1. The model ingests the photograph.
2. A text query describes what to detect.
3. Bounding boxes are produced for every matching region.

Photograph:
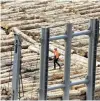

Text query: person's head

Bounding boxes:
[84,52,88,58]
[54,48,57,51]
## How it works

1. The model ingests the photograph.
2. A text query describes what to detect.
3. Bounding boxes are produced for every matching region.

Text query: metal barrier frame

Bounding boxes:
[12,19,99,100]
[39,19,99,100]
[12,34,21,100]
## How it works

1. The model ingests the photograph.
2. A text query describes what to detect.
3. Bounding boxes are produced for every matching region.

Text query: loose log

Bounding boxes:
[1,55,40,67]
[1,49,32,58]
[28,45,54,57]
[1,34,13,40]
[7,19,46,28]
[1,42,30,52]
[1,39,14,46]
[13,27,40,46]
[1,52,38,60]
[28,45,39,53]
[1,70,39,84]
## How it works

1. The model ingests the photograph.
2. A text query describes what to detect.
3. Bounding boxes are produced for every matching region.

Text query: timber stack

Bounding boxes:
[1,0,100,100]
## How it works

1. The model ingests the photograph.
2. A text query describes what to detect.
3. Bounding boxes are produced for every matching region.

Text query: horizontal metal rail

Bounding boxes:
[72,30,91,37]
[70,79,89,86]
[48,84,65,91]
[49,30,91,41]
[49,35,67,41]
[47,79,89,91]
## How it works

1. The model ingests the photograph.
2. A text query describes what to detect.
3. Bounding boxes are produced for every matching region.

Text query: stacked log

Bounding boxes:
[1,0,100,100]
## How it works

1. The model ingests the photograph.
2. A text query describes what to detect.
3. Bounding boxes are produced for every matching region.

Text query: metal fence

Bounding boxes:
[39,19,99,100]
[12,19,99,100]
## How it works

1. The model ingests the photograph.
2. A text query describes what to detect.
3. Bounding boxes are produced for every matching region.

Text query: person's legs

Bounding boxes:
[54,57,56,69]
[56,58,61,69]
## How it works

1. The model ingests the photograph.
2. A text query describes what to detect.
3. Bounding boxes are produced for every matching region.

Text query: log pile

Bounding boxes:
[1,0,100,100]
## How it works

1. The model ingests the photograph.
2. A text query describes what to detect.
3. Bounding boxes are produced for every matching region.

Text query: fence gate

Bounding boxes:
[39,19,99,100]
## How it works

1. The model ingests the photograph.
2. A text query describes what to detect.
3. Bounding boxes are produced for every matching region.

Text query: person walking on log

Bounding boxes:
[53,48,61,70]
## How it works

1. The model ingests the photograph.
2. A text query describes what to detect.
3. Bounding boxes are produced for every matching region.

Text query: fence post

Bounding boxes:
[87,19,99,100]
[39,27,50,100]
[12,34,21,100]
[63,23,72,100]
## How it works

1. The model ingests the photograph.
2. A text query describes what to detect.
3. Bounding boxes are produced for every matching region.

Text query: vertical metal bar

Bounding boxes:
[63,23,72,100]
[92,19,99,99]
[19,72,20,99]
[12,34,21,100]
[39,28,45,100]
[39,27,50,100]
[87,19,99,100]
[44,28,50,100]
